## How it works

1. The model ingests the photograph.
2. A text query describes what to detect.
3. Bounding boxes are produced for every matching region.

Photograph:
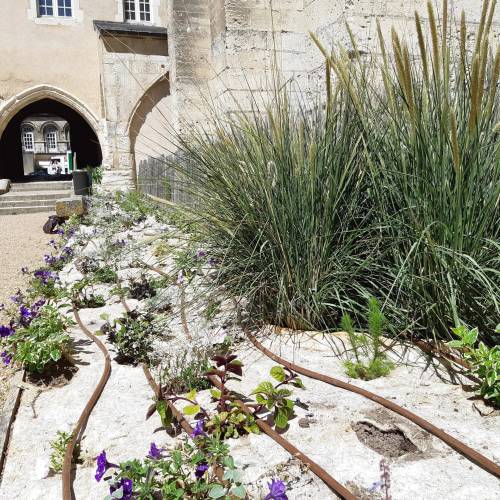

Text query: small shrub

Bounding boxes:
[160,347,213,394]
[449,325,500,407]
[104,311,154,365]
[341,299,394,381]
[4,305,73,374]
[49,431,77,473]
[92,267,118,285]
[128,274,157,301]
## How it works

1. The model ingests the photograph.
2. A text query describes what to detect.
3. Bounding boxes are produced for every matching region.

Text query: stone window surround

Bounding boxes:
[115,0,161,26]
[28,0,83,25]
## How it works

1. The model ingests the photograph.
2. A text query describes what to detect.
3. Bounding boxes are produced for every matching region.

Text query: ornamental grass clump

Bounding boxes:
[167,83,388,330]
[313,0,500,341]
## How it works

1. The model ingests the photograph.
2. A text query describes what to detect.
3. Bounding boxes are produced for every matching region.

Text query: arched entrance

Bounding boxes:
[127,74,171,188]
[0,88,102,180]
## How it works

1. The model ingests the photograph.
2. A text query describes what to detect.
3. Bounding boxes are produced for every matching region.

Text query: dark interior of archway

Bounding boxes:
[0,98,102,180]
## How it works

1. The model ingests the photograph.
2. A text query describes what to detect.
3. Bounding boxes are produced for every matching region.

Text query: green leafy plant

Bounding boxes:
[449,325,500,407]
[341,298,394,381]
[104,311,155,365]
[69,279,106,309]
[49,431,77,473]
[87,165,104,186]
[98,438,246,500]
[5,305,73,373]
[92,267,118,285]
[204,300,222,322]
[251,365,304,429]
[160,348,213,394]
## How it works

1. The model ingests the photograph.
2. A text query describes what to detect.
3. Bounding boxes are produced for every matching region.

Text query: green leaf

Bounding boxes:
[210,389,222,399]
[291,377,305,389]
[183,404,201,416]
[230,485,246,498]
[274,408,289,429]
[251,381,274,395]
[270,366,286,382]
[50,349,61,362]
[186,389,197,401]
[208,484,226,498]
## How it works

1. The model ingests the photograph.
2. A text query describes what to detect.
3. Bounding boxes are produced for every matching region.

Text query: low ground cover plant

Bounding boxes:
[49,431,77,474]
[2,305,73,373]
[95,439,250,500]
[449,325,500,407]
[341,299,395,381]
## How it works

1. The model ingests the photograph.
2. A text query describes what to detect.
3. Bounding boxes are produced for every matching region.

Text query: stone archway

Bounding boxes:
[0,86,103,180]
[126,74,172,188]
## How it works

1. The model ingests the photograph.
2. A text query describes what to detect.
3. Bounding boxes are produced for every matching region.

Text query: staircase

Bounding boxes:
[0,180,73,215]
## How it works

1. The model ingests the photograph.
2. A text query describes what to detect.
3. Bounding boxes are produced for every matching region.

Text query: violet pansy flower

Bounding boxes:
[264,478,288,500]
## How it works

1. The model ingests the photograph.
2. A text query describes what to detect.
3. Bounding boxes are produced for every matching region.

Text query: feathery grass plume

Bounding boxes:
[442,0,449,58]
[427,1,441,82]
[469,54,480,132]
[478,32,490,108]
[487,47,500,115]
[459,11,467,81]
[493,121,500,133]
[485,0,497,37]
[376,19,395,110]
[415,12,430,87]
[450,110,461,175]
[475,0,490,55]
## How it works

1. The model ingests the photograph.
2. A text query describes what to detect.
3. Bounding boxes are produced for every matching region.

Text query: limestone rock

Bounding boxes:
[0,179,10,195]
[56,196,89,218]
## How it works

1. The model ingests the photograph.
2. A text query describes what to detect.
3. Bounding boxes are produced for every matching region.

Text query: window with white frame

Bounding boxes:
[44,126,58,152]
[37,0,72,17]
[57,0,72,17]
[21,127,34,152]
[124,0,151,22]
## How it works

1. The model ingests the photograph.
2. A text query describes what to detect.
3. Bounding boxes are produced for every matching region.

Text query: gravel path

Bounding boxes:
[0,212,53,412]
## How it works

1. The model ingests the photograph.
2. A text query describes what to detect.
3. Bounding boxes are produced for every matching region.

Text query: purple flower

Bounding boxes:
[190,419,207,439]
[208,257,219,267]
[19,305,34,326]
[63,246,74,256]
[195,249,207,260]
[264,479,288,500]
[48,239,57,247]
[195,462,209,479]
[147,442,162,460]
[0,325,15,338]
[94,451,117,482]
[10,291,23,304]
[68,228,76,237]
[110,478,133,500]
[1,351,12,366]
[55,228,65,236]
[176,270,185,286]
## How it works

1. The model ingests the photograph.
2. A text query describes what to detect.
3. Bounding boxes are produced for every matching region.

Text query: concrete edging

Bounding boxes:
[0,370,25,486]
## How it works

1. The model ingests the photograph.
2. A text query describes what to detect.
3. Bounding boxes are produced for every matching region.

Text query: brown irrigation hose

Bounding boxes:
[144,263,500,479]
[141,364,194,436]
[246,330,500,479]
[207,375,356,500]
[62,306,112,500]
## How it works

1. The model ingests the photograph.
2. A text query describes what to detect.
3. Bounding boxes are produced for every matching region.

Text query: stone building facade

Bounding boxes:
[0,1,498,189]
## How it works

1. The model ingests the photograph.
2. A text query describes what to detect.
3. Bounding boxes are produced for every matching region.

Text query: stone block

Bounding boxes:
[55,196,89,218]
[0,179,10,195]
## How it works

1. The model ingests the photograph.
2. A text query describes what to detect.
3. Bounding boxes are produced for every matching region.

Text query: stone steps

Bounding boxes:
[0,180,73,215]
[0,206,54,215]
[9,180,73,192]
